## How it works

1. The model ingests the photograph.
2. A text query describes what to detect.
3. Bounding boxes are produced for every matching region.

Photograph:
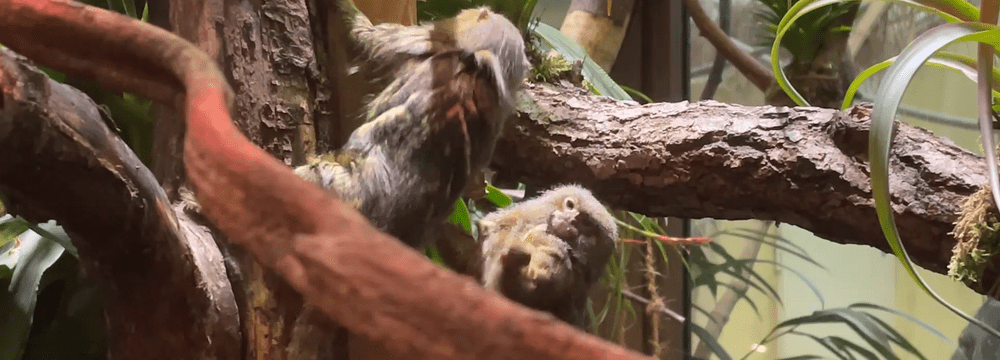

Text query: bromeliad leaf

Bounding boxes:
[771,0,965,107]
[841,52,1000,110]
[531,22,632,101]
[868,21,1000,339]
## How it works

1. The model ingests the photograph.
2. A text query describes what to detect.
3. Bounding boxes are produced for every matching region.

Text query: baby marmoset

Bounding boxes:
[295,1,530,248]
[478,185,618,328]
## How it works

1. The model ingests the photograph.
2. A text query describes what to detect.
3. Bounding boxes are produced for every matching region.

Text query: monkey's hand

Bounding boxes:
[502,224,576,302]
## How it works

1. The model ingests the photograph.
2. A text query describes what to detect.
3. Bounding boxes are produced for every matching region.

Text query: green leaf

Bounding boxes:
[620,85,653,103]
[531,23,632,101]
[721,228,826,270]
[447,198,472,235]
[909,0,980,21]
[690,322,734,360]
[0,215,29,248]
[841,52,1000,110]
[484,184,513,208]
[771,0,965,107]
[121,0,137,18]
[868,21,1000,339]
[848,303,955,346]
[30,220,77,259]
[424,243,447,268]
[0,231,65,360]
[772,306,942,359]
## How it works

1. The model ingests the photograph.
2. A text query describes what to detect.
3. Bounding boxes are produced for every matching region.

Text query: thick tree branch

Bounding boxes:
[496,82,997,295]
[0,48,241,359]
[0,1,654,359]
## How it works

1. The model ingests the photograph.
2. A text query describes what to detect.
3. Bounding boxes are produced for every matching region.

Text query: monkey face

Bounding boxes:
[477,184,619,327]
[548,197,580,241]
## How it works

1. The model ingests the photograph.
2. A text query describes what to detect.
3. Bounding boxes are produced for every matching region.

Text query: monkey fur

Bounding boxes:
[478,185,618,328]
[294,2,530,248]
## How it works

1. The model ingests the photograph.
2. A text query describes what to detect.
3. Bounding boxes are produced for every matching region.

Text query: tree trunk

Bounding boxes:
[559,0,636,72]
[159,0,346,358]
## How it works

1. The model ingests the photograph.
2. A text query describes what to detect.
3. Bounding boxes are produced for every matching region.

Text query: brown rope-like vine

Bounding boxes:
[0,1,654,359]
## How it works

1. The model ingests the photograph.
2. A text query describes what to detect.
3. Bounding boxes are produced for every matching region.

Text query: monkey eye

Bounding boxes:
[563,197,576,210]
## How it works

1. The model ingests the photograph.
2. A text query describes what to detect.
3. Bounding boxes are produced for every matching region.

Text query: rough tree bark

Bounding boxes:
[160,0,349,358]
[0,1,657,360]
[1,1,998,360]
[493,82,998,295]
[0,48,241,359]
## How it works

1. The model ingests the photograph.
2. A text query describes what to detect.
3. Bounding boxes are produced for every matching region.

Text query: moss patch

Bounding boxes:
[950,185,1000,283]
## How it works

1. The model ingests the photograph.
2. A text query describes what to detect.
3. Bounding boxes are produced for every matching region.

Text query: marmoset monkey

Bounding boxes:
[294,1,530,248]
[478,185,618,328]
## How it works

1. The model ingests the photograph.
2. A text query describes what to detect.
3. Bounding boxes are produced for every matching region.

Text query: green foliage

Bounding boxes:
[683,221,955,359]
[769,0,1000,341]
[1,216,104,360]
[841,52,1000,111]
[749,303,949,360]
[529,52,573,83]
[756,0,855,65]
[768,0,968,107]
[0,216,99,360]
[865,19,1000,339]
[531,22,632,101]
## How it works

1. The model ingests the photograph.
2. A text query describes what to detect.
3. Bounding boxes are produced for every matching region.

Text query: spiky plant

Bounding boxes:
[757,0,858,108]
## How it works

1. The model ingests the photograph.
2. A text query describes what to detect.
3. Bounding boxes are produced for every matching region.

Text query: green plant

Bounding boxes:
[0,216,103,360]
[771,0,1000,340]
[757,0,854,67]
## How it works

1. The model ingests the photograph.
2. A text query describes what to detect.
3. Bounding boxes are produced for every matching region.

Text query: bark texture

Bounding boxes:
[0,1,657,359]
[495,82,995,290]
[0,48,241,360]
[163,0,346,358]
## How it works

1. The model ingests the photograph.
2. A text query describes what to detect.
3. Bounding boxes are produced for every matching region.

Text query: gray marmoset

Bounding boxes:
[478,185,618,328]
[294,2,530,248]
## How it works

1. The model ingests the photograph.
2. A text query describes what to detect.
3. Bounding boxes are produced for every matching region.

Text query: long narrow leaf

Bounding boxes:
[869,21,1000,339]
[691,322,735,360]
[849,303,955,346]
[772,0,964,106]
[842,52,1000,110]
[531,23,632,101]
[976,0,1000,263]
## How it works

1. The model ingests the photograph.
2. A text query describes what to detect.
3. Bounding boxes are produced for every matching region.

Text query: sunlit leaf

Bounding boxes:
[484,184,513,208]
[30,220,77,259]
[447,198,472,234]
